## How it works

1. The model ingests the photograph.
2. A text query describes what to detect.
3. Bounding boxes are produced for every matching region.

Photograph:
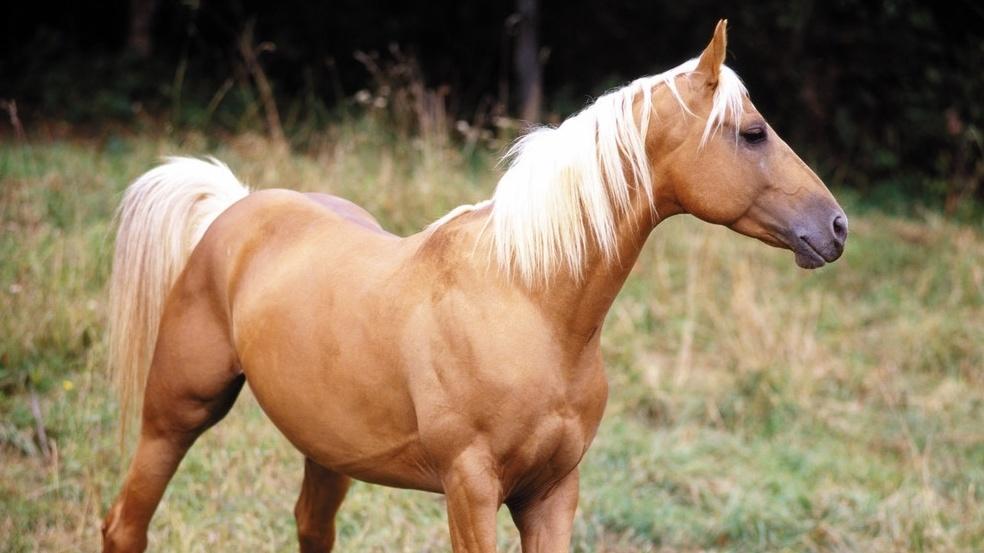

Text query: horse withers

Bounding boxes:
[102,20,846,553]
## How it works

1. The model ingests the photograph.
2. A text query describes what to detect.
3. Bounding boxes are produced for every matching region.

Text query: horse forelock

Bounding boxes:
[433,59,747,286]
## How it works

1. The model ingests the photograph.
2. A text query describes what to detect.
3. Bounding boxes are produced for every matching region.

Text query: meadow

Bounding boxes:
[1,119,982,552]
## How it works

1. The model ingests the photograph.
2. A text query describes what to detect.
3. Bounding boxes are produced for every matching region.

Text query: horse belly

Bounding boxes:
[242,351,442,491]
[234,297,441,492]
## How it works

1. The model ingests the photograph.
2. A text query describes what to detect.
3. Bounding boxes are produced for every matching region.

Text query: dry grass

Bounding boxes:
[1,124,982,552]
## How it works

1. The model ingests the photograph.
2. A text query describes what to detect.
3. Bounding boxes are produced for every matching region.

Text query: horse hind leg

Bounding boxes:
[102,297,244,553]
[295,458,352,552]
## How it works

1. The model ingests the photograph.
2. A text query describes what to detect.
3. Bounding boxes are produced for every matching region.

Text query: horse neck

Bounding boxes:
[526,183,672,350]
[442,129,681,355]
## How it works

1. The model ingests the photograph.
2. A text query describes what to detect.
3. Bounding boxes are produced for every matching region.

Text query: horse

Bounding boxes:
[102,20,847,552]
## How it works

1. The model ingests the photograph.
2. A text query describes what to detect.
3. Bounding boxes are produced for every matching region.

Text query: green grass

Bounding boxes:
[1,122,982,552]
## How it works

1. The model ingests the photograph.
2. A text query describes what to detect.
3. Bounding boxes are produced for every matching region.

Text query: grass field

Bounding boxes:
[1,121,983,552]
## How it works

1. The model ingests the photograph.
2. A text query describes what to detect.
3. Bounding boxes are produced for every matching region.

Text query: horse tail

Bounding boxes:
[108,157,249,437]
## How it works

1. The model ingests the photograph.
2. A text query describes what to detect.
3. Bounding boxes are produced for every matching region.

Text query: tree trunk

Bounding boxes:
[514,0,542,123]
[127,0,158,59]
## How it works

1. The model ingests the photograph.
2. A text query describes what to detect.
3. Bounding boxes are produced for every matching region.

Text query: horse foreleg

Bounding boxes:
[294,458,351,552]
[102,302,243,552]
[508,468,579,553]
[443,450,503,553]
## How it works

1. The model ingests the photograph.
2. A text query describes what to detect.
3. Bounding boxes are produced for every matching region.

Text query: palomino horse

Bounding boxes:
[103,20,847,552]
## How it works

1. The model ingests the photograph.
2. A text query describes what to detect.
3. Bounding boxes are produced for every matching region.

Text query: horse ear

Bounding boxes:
[696,19,728,89]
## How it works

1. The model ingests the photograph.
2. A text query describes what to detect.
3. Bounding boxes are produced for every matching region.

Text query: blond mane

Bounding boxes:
[434,59,747,285]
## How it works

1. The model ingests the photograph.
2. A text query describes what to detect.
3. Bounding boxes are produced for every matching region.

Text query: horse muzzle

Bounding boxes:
[789,208,848,269]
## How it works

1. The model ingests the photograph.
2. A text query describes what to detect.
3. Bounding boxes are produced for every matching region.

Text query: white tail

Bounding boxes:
[108,157,249,436]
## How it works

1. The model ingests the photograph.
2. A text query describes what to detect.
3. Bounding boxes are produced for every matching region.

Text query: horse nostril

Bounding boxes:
[831,215,848,242]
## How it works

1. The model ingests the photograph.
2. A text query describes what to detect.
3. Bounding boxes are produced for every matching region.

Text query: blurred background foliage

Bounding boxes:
[2,0,982,213]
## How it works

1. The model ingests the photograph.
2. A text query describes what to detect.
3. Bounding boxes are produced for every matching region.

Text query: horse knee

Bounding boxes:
[101,503,148,553]
[102,528,147,553]
[296,528,336,553]
[294,512,337,553]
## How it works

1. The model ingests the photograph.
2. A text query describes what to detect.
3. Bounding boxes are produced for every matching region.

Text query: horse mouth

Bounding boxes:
[793,239,827,269]
[792,234,845,269]
[766,232,832,269]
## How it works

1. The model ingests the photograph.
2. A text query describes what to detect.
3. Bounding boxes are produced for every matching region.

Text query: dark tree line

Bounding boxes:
[2,0,982,208]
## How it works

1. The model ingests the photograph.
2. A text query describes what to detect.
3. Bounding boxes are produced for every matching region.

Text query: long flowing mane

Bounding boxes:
[433,59,747,285]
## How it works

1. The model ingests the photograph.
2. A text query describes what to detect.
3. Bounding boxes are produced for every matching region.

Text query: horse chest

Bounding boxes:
[505,409,593,476]
[412,358,608,495]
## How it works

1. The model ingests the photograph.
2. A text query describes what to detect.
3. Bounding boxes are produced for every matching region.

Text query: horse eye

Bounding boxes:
[740,126,767,145]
